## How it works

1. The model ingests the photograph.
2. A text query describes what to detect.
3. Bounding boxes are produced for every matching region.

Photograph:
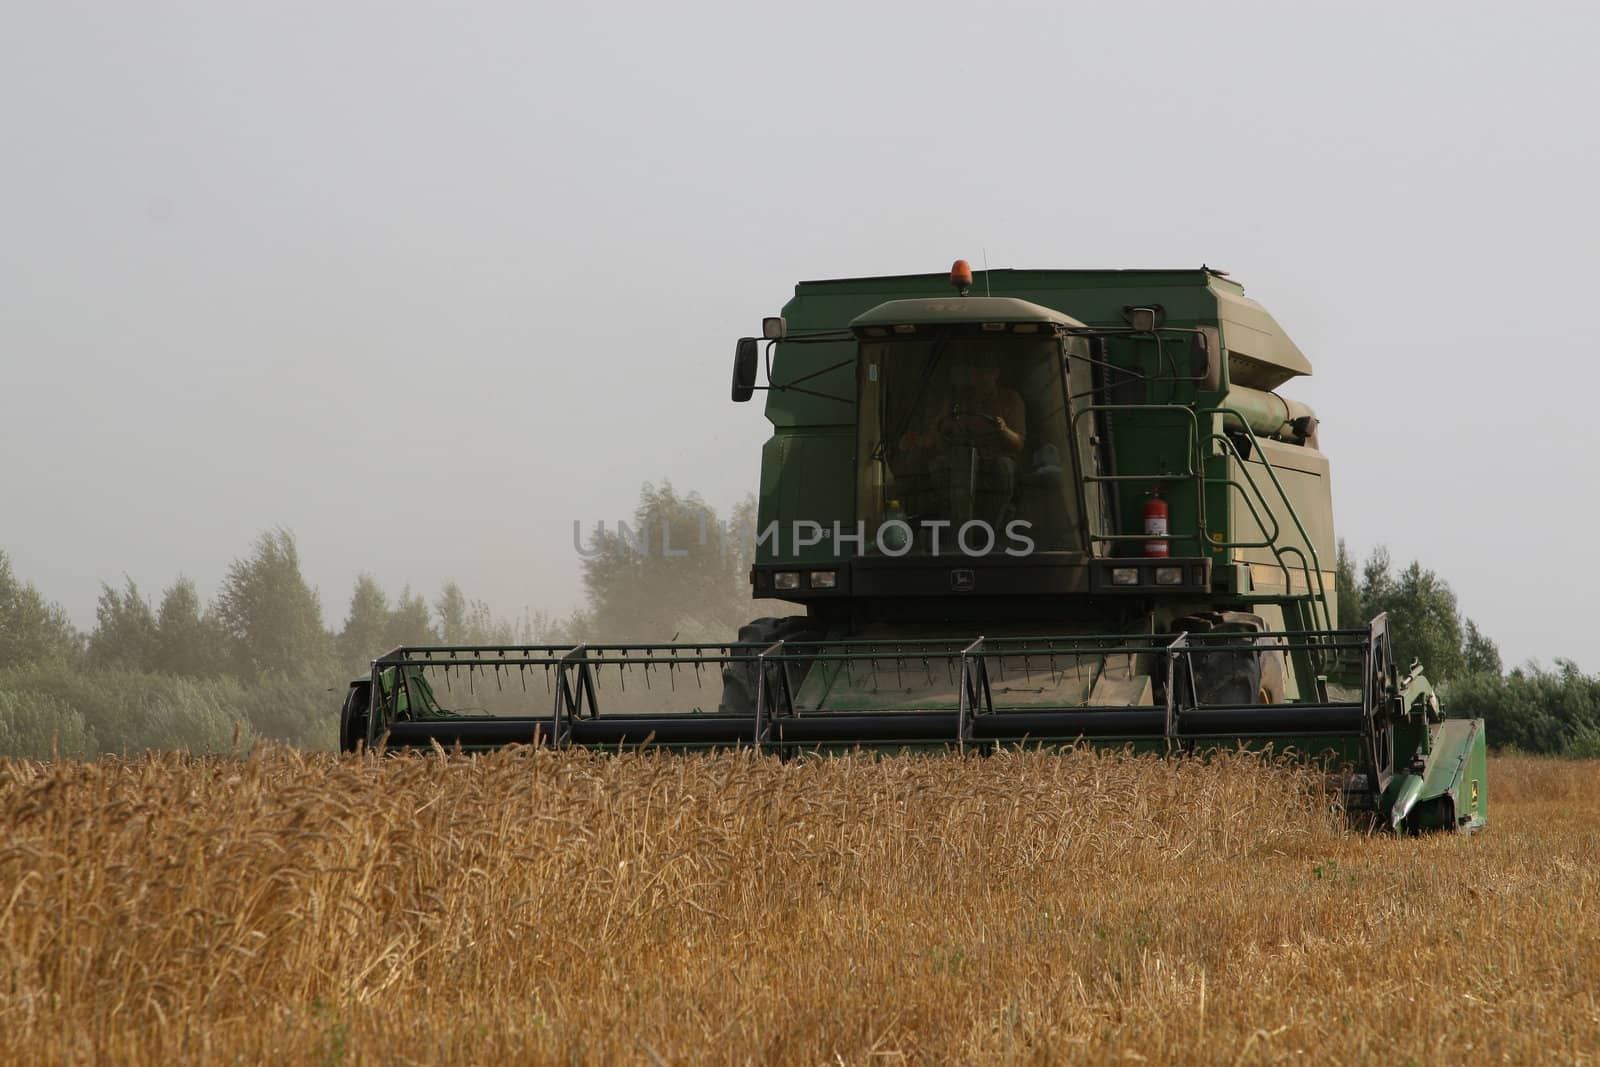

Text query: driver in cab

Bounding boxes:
[895,350,1026,527]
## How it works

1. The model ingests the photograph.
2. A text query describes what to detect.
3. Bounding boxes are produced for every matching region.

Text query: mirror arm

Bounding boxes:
[776,355,854,390]
[771,385,855,406]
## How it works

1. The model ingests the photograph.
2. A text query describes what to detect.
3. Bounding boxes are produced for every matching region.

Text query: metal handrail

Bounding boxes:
[1055,391,1333,635]
[1068,401,1207,549]
[1202,425,1333,633]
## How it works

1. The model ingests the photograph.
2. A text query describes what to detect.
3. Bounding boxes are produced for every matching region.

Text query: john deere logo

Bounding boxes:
[1471,779,1480,809]
[951,569,975,592]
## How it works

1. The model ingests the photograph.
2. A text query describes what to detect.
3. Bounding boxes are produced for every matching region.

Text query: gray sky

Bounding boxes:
[2,0,1596,669]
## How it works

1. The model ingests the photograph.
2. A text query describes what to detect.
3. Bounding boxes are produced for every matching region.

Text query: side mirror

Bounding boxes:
[731,337,759,402]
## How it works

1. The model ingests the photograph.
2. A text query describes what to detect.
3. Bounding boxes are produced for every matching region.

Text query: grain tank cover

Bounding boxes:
[1214,288,1313,390]
[850,296,1088,334]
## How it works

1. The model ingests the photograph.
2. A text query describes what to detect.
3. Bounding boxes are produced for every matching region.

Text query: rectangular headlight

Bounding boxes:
[1154,566,1184,585]
[773,571,800,591]
[1110,567,1140,586]
[808,570,837,589]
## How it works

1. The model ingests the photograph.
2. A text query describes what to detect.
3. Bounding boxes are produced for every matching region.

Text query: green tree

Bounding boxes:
[213,529,331,679]
[1351,546,1499,685]
[435,581,513,645]
[386,586,436,649]
[338,574,391,670]
[0,666,253,756]
[152,577,230,677]
[87,579,159,670]
[435,582,470,644]
[1446,660,1599,755]
[1334,539,1362,628]
[0,690,95,759]
[526,607,584,645]
[342,577,500,671]
[0,550,79,667]
[1359,545,1394,613]
[579,484,761,642]
[1378,561,1465,681]
[1461,619,1502,677]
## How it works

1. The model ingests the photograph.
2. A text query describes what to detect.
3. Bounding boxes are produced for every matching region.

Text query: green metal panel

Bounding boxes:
[1380,718,1488,834]
[766,268,1243,431]
[756,267,1331,630]
[755,429,855,564]
[762,269,1249,564]
[1227,441,1336,593]
[1418,718,1489,832]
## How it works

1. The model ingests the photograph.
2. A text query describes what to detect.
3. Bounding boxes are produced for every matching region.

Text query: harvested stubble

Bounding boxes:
[0,748,1595,1065]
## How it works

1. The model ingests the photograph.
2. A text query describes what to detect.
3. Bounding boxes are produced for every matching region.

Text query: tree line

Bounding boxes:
[0,526,577,758]
[0,484,763,757]
[78,530,559,683]
[1332,539,1595,755]
[1,484,1597,757]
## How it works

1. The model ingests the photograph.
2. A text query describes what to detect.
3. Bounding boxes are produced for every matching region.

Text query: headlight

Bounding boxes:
[1154,566,1184,586]
[773,571,800,591]
[1110,567,1140,586]
[808,570,837,589]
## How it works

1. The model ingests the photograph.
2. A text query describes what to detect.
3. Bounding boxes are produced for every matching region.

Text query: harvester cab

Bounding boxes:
[338,260,1488,834]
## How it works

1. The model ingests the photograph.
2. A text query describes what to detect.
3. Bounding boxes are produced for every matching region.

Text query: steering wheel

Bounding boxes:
[936,405,999,446]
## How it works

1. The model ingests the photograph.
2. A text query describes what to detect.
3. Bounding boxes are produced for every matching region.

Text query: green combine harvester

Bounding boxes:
[339,261,1487,834]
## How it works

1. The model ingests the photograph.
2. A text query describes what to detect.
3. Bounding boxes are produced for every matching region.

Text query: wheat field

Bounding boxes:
[0,747,1594,1065]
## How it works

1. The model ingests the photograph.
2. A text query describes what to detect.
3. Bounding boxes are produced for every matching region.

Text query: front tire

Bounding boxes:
[719,617,818,714]
[1171,611,1281,706]
[339,681,371,753]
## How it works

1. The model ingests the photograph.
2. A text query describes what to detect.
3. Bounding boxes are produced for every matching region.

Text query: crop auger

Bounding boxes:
[338,261,1487,834]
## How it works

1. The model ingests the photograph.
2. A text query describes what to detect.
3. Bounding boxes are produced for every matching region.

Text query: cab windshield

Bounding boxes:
[856,332,1089,556]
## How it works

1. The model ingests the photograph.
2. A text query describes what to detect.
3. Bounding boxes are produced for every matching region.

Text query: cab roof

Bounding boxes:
[849,296,1088,332]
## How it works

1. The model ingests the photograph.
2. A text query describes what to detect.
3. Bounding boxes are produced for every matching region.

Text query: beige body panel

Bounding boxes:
[1214,287,1313,390]
[1225,437,1337,623]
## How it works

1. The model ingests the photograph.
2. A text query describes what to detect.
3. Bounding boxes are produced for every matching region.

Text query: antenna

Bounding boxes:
[982,248,992,296]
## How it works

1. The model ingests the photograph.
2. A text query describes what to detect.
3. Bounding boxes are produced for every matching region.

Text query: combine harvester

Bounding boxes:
[339,262,1486,833]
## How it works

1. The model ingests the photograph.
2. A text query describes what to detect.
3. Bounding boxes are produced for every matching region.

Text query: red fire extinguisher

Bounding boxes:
[1144,490,1169,558]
